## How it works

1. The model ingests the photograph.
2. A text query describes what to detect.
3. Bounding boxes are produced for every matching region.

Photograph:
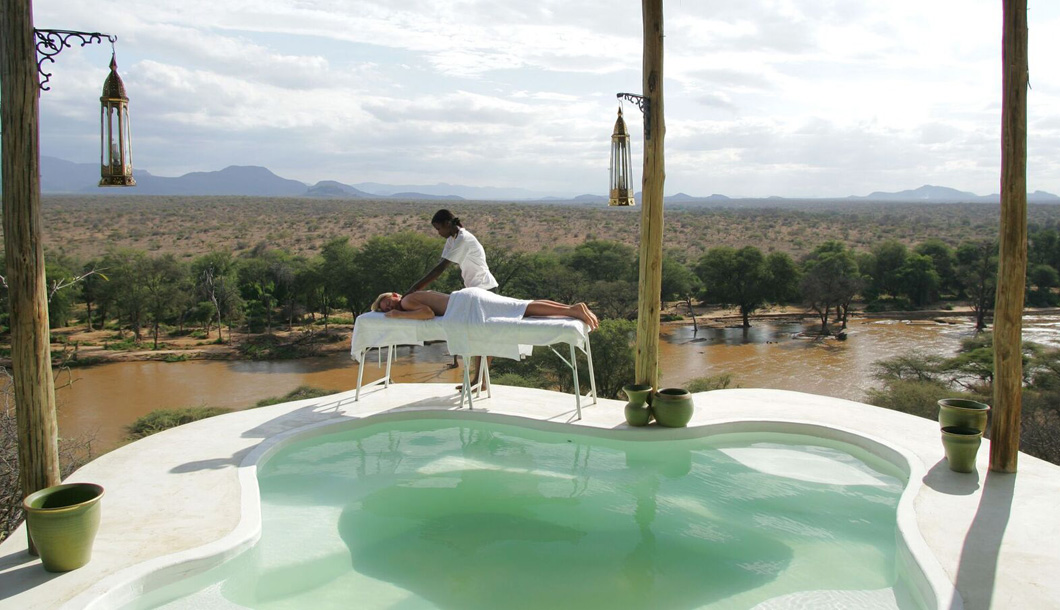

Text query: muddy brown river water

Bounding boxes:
[56,315,1060,454]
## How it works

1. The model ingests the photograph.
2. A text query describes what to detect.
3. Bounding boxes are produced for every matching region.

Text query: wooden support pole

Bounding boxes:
[1,0,61,551]
[991,0,1028,473]
[635,0,665,389]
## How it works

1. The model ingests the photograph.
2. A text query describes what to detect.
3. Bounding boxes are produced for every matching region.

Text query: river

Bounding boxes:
[55,314,1060,454]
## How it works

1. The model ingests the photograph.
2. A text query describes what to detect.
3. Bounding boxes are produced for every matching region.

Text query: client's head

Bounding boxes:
[371,292,401,313]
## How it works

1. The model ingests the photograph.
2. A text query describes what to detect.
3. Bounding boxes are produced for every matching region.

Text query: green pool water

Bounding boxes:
[131,417,925,609]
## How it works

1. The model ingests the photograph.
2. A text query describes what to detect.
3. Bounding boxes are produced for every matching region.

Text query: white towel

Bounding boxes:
[441,287,533,360]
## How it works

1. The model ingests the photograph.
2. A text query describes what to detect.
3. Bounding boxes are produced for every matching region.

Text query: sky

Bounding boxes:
[31,1,1060,199]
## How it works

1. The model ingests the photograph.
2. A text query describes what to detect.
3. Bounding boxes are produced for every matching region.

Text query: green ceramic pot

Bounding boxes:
[622,383,654,427]
[938,398,991,434]
[652,388,694,428]
[23,483,104,572]
[941,426,982,473]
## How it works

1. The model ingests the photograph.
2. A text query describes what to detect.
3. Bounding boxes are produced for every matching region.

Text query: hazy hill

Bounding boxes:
[305,180,371,198]
[853,185,988,202]
[350,181,556,200]
[38,156,1060,203]
[133,166,308,196]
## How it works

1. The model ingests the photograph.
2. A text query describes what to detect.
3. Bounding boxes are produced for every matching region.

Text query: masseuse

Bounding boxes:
[406,209,497,295]
[406,209,498,383]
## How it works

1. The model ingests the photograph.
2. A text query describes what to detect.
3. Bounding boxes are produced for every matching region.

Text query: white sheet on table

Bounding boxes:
[440,288,532,361]
[350,306,590,364]
[349,312,445,362]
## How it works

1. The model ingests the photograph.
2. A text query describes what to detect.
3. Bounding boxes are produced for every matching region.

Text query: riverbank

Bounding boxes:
[5,303,1057,368]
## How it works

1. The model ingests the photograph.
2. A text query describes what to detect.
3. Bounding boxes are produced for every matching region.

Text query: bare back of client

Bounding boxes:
[400,291,450,316]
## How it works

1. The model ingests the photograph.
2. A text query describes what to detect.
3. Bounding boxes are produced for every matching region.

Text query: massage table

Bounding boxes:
[350,311,598,419]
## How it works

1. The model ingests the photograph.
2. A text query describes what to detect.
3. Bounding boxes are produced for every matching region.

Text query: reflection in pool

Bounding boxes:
[130,418,924,610]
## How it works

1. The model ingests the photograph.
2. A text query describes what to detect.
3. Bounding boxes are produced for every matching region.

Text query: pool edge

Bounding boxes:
[73,405,962,610]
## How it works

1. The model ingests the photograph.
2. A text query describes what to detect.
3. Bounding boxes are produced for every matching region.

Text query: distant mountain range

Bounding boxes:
[39,156,1060,203]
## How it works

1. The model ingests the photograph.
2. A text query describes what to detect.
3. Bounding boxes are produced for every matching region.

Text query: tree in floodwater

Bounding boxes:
[662,253,702,332]
[695,246,770,328]
[799,241,860,334]
[955,239,997,332]
[896,253,940,307]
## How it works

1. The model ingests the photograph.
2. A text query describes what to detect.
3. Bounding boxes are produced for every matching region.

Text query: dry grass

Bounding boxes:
[27,196,1060,262]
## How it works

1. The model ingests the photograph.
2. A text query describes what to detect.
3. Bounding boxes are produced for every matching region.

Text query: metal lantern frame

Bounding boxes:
[608,107,636,206]
[99,53,135,186]
[32,28,135,187]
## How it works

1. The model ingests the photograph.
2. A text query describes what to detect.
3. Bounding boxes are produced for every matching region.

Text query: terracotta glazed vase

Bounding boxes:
[622,383,654,427]
[23,483,104,572]
[938,398,991,434]
[941,426,983,473]
[652,388,694,428]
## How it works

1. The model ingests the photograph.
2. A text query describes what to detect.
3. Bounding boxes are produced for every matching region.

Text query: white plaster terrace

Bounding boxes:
[1,384,1058,610]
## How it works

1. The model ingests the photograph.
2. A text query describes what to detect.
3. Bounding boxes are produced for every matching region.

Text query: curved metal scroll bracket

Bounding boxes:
[616,92,651,140]
[34,29,117,91]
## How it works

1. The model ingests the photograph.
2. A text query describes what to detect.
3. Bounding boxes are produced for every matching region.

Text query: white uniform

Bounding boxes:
[441,228,498,290]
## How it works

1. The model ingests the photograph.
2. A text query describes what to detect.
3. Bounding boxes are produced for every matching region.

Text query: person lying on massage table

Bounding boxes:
[370,288,599,331]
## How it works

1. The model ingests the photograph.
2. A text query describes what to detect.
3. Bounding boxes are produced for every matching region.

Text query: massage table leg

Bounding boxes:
[570,343,582,420]
[354,345,395,402]
[584,339,598,405]
[461,359,474,409]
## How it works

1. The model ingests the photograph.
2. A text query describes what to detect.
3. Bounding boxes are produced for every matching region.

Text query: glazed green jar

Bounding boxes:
[941,426,983,473]
[23,482,104,572]
[652,388,694,428]
[938,398,991,434]
[622,383,654,427]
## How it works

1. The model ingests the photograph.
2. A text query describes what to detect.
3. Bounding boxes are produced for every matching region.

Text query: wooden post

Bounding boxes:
[1,0,61,551]
[634,0,665,389]
[991,0,1028,473]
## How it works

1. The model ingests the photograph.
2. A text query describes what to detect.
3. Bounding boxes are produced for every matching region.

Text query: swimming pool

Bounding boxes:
[122,413,929,610]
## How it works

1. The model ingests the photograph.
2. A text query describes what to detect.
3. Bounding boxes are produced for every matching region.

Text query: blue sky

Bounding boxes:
[33,1,1060,198]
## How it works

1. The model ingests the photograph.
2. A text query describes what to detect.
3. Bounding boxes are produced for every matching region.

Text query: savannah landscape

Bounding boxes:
[36,195,1047,261]
[5,195,1060,542]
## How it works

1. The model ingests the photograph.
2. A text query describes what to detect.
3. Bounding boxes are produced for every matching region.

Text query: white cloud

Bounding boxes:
[31,0,1060,197]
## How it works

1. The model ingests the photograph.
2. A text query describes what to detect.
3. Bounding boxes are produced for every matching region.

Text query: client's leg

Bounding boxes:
[525,300,599,330]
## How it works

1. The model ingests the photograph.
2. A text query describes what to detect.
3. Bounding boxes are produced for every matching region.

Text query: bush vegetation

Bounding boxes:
[125,407,231,441]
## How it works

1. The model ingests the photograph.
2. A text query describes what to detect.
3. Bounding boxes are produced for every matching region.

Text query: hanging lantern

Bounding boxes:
[99,53,135,187]
[609,107,635,206]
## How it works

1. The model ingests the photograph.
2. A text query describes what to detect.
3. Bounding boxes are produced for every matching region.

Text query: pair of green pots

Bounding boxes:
[937,398,990,473]
[23,482,105,572]
[622,384,694,428]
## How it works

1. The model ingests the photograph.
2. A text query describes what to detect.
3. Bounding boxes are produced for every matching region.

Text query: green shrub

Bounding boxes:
[125,407,230,440]
[863,379,962,421]
[684,374,735,393]
[254,386,332,407]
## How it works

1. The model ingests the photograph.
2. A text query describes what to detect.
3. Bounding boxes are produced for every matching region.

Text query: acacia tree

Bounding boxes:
[897,253,940,307]
[192,251,239,342]
[867,239,908,302]
[142,255,190,349]
[101,249,150,341]
[800,241,860,334]
[80,260,106,331]
[956,239,997,332]
[695,246,770,328]
[915,239,958,297]
[662,253,702,332]
[566,240,637,283]
[765,251,801,305]
[344,232,443,313]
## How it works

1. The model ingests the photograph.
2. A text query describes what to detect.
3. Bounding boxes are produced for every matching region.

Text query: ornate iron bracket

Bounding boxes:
[617,92,651,140]
[34,29,117,91]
